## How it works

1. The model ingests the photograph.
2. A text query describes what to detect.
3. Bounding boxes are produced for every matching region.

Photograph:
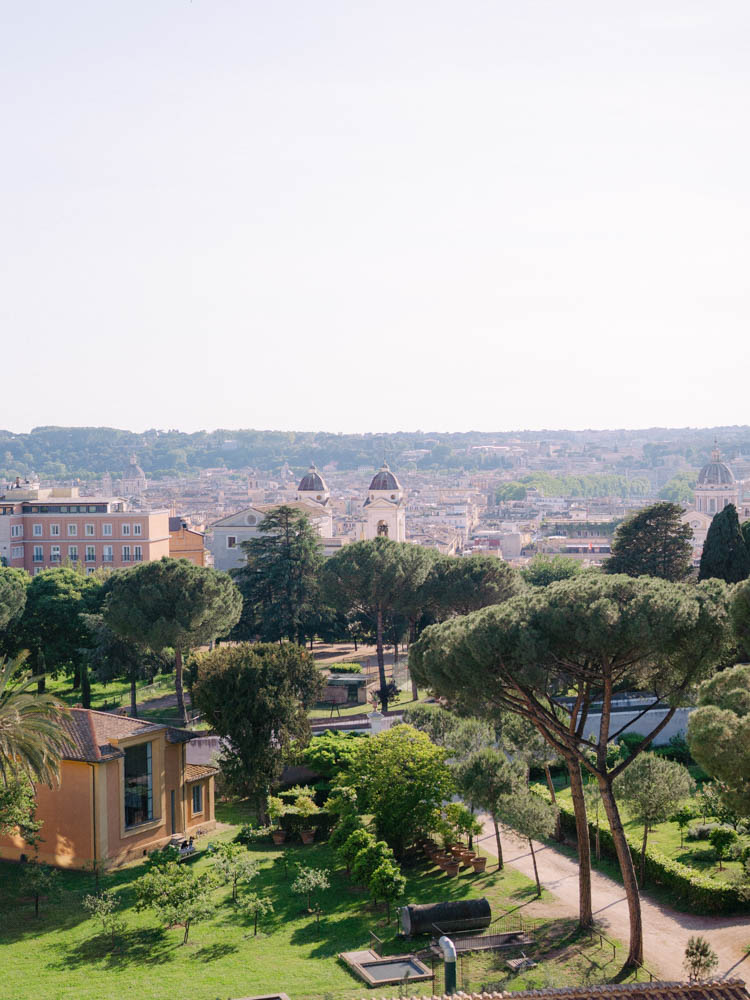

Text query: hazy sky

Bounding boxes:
[3,2,749,435]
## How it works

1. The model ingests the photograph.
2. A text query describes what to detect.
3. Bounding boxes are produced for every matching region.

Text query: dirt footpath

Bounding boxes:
[478,817,750,981]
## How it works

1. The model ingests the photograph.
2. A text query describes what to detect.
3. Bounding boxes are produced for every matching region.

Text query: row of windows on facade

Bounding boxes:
[17,544,144,563]
[11,522,143,538]
[124,741,202,829]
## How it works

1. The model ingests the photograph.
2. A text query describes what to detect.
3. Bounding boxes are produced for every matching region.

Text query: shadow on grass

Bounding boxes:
[47,926,177,971]
[190,941,239,962]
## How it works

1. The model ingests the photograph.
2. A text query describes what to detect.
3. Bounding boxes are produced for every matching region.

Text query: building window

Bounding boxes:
[122,545,131,562]
[33,524,43,537]
[122,524,131,536]
[50,524,60,536]
[33,545,43,562]
[227,536,236,548]
[85,524,95,536]
[103,523,112,536]
[68,545,78,562]
[11,524,22,537]
[86,567,96,575]
[124,742,153,828]
[67,524,78,537]
[11,545,23,559]
[50,545,61,563]
[103,545,113,562]
[133,523,142,536]
[192,783,203,814]
[85,545,96,562]
[133,545,143,562]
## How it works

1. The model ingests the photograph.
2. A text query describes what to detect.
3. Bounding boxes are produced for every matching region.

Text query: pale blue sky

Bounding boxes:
[2,2,748,434]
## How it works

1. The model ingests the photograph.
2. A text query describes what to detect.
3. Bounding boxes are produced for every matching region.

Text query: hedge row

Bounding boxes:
[556,802,747,914]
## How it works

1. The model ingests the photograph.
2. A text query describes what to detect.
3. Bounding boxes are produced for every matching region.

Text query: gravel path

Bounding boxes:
[478,817,750,981]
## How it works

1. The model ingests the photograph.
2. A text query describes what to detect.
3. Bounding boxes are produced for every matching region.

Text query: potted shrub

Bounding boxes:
[296,793,319,845]
[267,795,287,845]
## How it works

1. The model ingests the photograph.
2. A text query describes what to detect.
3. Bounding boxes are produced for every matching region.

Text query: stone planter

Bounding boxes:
[449,845,464,857]
[272,829,286,845]
[444,862,460,877]
[471,856,487,874]
[300,829,315,845]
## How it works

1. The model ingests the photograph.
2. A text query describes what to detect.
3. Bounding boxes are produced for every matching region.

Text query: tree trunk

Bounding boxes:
[174,647,188,725]
[375,608,388,711]
[393,641,399,665]
[81,661,91,709]
[183,918,191,945]
[544,765,557,803]
[529,838,541,896]
[640,824,648,888]
[254,911,258,935]
[130,673,138,718]
[72,662,81,690]
[568,760,593,928]
[36,651,46,694]
[492,816,503,869]
[599,775,643,967]
[34,892,39,917]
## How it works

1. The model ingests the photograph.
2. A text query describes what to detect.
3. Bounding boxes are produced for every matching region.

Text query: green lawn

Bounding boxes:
[550,784,745,882]
[46,673,176,712]
[0,801,642,1000]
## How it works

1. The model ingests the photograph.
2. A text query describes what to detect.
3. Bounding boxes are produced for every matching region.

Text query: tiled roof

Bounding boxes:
[364,983,750,1000]
[60,709,166,763]
[185,764,218,783]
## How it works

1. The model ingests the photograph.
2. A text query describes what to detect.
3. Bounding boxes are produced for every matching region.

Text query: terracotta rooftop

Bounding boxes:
[185,763,218,783]
[364,982,749,1000]
[60,709,194,763]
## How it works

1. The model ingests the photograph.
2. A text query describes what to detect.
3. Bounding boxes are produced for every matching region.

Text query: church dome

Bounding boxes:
[369,462,401,492]
[124,454,145,479]
[298,464,327,493]
[697,446,735,486]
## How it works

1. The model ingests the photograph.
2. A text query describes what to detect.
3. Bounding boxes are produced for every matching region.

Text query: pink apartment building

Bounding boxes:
[0,485,169,574]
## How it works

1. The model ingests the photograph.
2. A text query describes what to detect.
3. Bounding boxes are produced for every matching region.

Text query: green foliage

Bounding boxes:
[327,662,362,673]
[343,724,454,856]
[20,861,60,917]
[688,662,750,819]
[82,613,161,717]
[659,473,696,504]
[290,866,330,910]
[708,826,737,868]
[134,860,216,945]
[0,567,27,629]
[301,730,364,781]
[0,777,41,843]
[499,788,558,841]
[328,812,363,854]
[699,503,750,583]
[0,653,69,786]
[497,472,650,502]
[683,935,719,982]
[266,796,286,827]
[443,802,482,843]
[521,555,581,587]
[231,506,323,644]
[235,823,273,844]
[424,553,522,619]
[239,892,274,935]
[368,860,405,918]
[338,829,375,872]
[604,502,693,581]
[211,842,259,902]
[82,890,126,949]
[351,840,392,886]
[457,748,523,817]
[191,643,322,804]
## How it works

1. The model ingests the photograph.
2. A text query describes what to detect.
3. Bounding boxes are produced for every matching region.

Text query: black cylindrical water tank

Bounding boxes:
[399,898,491,937]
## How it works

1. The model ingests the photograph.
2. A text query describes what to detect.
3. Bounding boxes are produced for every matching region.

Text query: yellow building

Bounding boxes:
[169,516,207,566]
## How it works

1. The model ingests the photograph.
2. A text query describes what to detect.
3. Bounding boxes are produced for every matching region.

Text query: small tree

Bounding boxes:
[614,752,694,887]
[291,866,330,912]
[339,829,375,875]
[239,892,274,936]
[683,935,719,982]
[499,790,557,896]
[369,861,406,921]
[20,860,60,917]
[605,502,693,581]
[212,842,259,903]
[457,748,522,869]
[135,861,215,945]
[83,890,126,949]
[672,805,694,849]
[699,503,750,583]
[351,840,393,888]
[709,827,737,870]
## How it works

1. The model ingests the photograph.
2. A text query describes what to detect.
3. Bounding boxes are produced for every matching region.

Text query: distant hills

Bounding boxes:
[1,425,750,482]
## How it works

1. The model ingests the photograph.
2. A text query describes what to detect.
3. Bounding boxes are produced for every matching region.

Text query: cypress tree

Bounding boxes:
[604,501,692,581]
[699,504,750,583]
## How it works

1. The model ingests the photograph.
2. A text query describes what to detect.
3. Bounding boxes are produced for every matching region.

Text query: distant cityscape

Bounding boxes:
[3,426,750,574]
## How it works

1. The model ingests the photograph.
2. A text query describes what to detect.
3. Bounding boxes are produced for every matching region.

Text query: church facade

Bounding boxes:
[681,445,750,558]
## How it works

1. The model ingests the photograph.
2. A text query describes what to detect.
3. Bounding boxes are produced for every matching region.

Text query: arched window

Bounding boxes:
[377,520,389,537]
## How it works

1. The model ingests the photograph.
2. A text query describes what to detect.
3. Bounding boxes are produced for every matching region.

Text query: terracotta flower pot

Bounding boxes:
[471,856,487,874]
[444,862,460,877]
[300,829,315,845]
[272,829,287,845]
[450,845,464,857]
